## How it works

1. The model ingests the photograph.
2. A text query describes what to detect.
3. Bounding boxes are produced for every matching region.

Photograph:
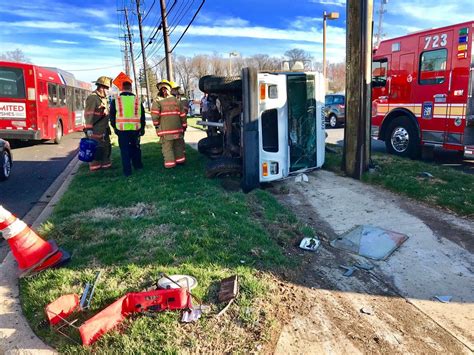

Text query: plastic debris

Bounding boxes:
[339,265,357,277]
[360,307,373,315]
[330,225,409,260]
[299,237,321,251]
[157,275,198,290]
[434,295,452,303]
[419,172,434,178]
[294,173,309,183]
[355,261,374,270]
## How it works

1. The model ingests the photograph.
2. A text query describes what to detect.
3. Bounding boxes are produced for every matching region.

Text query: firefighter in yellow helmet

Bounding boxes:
[170,81,188,159]
[151,80,186,168]
[84,76,113,171]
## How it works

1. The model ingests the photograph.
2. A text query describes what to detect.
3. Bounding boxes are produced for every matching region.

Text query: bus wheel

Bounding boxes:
[205,158,242,178]
[54,120,63,144]
[385,116,420,158]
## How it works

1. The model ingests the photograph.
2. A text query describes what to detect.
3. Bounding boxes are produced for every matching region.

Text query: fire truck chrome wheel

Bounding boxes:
[390,127,409,153]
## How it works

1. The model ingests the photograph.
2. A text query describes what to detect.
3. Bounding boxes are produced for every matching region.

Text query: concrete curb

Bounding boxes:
[0,156,82,354]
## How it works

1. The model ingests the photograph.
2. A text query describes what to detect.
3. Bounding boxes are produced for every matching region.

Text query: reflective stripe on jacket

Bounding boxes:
[151,96,185,137]
[116,95,141,131]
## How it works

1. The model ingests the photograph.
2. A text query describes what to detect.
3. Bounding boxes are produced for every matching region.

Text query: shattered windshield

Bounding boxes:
[287,74,317,172]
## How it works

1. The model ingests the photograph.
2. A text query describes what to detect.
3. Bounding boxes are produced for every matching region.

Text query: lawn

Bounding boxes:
[323,145,474,217]
[20,133,308,353]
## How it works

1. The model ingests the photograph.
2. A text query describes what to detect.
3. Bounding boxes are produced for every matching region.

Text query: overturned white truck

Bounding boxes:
[198,67,325,192]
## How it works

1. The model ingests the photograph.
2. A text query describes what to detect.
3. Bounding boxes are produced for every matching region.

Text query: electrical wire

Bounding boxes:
[170,0,205,52]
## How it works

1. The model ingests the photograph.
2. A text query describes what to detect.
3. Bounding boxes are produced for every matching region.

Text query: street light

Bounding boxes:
[228,51,239,75]
[323,11,339,79]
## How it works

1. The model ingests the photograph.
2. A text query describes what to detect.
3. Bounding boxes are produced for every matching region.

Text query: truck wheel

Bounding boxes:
[385,116,420,158]
[54,120,63,144]
[329,114,338,128]
[0,151,12,181]
[199,75,242,94]
[198,136,224,157]
[205,158,242,178]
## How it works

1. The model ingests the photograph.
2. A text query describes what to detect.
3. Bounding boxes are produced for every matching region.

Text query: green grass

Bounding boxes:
[20,134,307,353]
[324,145,474,216]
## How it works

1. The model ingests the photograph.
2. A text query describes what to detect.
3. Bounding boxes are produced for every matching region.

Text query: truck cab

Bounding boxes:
[198,67,325,191]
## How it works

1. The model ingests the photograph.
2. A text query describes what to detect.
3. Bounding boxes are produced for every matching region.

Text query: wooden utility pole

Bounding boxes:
[343,0,373,179]
[121,37,130,76]
[136,0,151,109]
[123,8,139,96]
[159,0,174,81]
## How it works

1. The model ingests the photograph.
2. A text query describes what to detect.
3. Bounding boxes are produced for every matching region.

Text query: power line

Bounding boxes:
[170,0,205,52]
[65,63,124,71]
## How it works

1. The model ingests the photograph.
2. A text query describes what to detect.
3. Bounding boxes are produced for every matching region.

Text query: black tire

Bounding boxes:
[205,157,242,178]
[385,116,420,158]
[199,75,242,94]
[54,120,63,144]
[198,135,224,156]
[328,114,338,128]
[0,151,12,181]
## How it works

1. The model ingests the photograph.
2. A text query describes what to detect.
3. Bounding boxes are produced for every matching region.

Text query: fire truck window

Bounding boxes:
[262,108,279,152]
[0,67,26,99]
[59,86,66,106]
[48,83,58,106]
[419,49,447,85]
[372,59,388,87]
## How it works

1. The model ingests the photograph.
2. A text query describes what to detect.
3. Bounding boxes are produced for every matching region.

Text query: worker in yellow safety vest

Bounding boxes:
[110,81,146,176]
[151,80,187,168]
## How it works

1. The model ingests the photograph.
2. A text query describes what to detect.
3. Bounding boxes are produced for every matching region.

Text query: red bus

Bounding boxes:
[371,21,474,158]
[0,61,92,143]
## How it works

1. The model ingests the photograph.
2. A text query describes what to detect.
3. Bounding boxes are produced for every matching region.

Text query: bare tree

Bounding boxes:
[284,48,313,62]
[209,53,226,76]
[0,49,31,63]
[327,62,346,93]
[190,54,210,80]
[245,54,281,71]
[174,55,194,97]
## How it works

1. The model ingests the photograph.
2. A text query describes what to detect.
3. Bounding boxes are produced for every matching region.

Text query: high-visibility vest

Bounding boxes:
[116,95,141,131]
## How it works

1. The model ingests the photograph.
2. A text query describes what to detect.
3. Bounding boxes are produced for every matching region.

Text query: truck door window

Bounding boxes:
[419,49,447,85]
[262,108,278,152]
[372,59,388,87]
[0,67,26,99]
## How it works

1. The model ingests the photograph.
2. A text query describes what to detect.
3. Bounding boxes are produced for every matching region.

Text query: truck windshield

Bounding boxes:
[0,67,26,99]
[287,74,317,172]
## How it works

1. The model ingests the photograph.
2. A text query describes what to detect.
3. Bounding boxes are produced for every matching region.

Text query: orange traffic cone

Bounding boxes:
[0,205,70,277]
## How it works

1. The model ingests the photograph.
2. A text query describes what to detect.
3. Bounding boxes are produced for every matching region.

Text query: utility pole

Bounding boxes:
[122,8,139,96]
[375,0,388,47]
[159,0,174,81]
[136,0,151,110]
[121,36,130,76]
[343,0,373,179]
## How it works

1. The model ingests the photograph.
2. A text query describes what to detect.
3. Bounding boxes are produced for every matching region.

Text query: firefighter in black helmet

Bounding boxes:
[84,76,113,172]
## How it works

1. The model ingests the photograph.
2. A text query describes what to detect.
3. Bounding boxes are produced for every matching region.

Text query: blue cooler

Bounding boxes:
[78,138,98,162]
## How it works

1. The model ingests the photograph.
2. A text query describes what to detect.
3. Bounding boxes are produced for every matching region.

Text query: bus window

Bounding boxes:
[419,49,447,85]
[372,59,388,87]
[48,83,58,106]
[0,67,26,99]
[59,85,66,106]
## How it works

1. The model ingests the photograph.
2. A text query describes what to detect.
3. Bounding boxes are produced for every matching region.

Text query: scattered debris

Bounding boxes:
[434,295,452,303]
[157,274,197,290]
[217,275,239,318]
[354,261,374,271]
[419,171,434,178]
[294,173,309,183]
[360,307,373,315]
[80,271,102,310]
[299,237,321,251]
[330,225,409,260]
[339,265,357,277]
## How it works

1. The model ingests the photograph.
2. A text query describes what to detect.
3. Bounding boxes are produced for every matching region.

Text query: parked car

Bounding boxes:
[324,94,345,128]
[0,138,12,181]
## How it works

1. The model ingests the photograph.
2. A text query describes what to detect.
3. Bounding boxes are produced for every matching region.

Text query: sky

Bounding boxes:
[0,0,472,83]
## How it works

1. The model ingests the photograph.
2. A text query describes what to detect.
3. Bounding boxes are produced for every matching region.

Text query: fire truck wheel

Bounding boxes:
[386,117,420,158]
[205,158,242,178]
[0,151,12,181]
[54,120,63,144]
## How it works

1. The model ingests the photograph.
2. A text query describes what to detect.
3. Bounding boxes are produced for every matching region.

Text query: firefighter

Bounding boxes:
[170,81,188,159]
[84,76,113,171]
[151,80,186,168]
[109,81,146,176]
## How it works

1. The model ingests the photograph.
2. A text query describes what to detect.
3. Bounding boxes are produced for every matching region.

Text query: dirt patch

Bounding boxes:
[73,203,157,221]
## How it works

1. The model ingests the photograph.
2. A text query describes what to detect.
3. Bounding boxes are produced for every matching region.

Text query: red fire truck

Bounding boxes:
[371,21,474,158]
[0,61,91,143]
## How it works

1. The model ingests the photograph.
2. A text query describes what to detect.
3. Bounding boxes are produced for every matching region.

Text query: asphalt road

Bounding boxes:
[326,127,474,174]
[0,132,82,219]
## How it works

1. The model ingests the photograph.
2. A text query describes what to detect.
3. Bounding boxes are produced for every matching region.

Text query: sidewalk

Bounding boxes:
[274,169,473,353]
